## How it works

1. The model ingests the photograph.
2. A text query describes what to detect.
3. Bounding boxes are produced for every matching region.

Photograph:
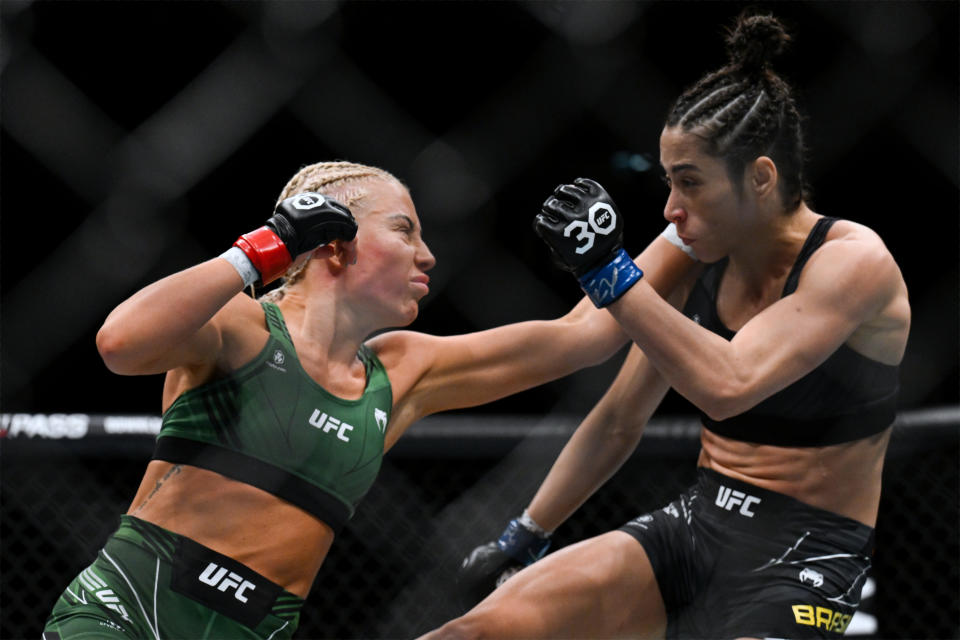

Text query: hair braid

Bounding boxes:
[665,12,808,211]
[259,161,402,303]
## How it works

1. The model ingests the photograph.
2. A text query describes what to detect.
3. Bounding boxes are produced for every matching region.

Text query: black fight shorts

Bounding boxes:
[619,468,874,639]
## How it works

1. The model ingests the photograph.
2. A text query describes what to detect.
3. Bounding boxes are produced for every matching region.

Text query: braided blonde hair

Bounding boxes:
[260,161,402,303]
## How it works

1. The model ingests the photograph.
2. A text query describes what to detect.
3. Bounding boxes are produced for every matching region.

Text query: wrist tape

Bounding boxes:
[220,247,259,288]
[497,517,552,565]
[232,226,293,285]
[518,509,552,538]
[578,248,643,308]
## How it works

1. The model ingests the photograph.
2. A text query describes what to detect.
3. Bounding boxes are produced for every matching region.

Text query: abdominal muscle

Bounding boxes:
[698,426,892,527]
[127,461,334,598]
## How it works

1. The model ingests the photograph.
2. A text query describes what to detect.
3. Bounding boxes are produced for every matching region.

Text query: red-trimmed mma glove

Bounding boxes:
[229,192,356,286]
[533,178,643,307]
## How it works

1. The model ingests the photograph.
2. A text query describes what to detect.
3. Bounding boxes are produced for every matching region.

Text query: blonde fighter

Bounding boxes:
[43,161,695,639]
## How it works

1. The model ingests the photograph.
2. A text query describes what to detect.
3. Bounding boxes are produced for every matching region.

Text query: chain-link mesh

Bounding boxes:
[3,419,957,640]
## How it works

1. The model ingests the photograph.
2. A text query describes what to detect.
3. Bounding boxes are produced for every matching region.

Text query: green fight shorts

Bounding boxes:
[43,515,304,640]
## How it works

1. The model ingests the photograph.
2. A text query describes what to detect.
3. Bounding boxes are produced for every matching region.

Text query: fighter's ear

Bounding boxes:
[327,238,358,271]
[750,156,778,199]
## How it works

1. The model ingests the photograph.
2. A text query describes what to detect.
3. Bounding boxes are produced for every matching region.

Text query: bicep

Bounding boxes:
[379,236,700,441]
[407,317,628,419]
[96,260,249,375]
[149,322,225,374]
[416,236,700,410]
[729,243,897,401]
[99,297,238,376]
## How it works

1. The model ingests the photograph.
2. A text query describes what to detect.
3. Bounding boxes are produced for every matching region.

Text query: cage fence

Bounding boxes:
[2,408,957,640]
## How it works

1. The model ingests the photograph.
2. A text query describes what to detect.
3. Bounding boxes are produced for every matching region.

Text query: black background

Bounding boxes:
[2,1,957,418]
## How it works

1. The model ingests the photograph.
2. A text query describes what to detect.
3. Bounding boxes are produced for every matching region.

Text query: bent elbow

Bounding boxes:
[701,403,737,422]
[698,380,750,422]
[96,323,137,375]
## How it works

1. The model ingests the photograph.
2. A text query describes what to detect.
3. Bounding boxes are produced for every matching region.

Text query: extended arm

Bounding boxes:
[526,342,670,531]
[376,233,697,447]
[454,326,679,608]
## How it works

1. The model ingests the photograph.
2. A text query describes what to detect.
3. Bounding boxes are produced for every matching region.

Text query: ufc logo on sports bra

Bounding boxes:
[198,563,256,602]
[715,485,761,517]
[308,410,354,442]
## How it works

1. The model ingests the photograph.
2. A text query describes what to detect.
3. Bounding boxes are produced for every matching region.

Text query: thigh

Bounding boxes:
[460,531,667,639]
[44,559,149,640]
[709,530,871,639]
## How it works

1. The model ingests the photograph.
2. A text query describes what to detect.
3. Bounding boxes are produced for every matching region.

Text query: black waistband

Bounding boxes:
[695,468,875,554]
[112,515,303,629]
[170,534,285,629]
[153,436,351,533]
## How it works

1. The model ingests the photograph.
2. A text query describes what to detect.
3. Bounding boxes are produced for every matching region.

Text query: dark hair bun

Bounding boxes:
[725,13,791,74]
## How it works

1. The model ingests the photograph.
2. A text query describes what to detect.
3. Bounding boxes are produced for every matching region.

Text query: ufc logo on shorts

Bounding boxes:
[79,567,131,621]
[198,563,256,603]
[715,485,761,517]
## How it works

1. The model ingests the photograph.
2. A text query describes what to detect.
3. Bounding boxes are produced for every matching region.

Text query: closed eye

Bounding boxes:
[389,213,417,235]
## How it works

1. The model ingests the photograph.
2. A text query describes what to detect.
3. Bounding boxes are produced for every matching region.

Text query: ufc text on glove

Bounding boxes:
[533,178,643,307]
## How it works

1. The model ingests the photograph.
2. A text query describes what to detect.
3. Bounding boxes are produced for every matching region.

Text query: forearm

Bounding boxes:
[527,346,670,531]
[608,279,744,419]
[526,414,642,532]
[550,234,699,369]
[96,258,244,374]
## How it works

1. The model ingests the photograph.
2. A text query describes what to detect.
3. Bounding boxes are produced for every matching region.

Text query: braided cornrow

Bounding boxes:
[665,12,808,211]
[260,161,402,302]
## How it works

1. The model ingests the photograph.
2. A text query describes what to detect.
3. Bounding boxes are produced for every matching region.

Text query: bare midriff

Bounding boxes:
[698,426,892,527]
[126,461,334,598]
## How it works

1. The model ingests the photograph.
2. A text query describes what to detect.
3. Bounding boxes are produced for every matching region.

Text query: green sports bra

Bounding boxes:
[153,302,393,533]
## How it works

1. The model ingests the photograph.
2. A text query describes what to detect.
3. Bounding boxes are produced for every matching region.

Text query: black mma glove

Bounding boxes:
[230,192,356,285]
[456,516,551,611]
[533,178,643,307]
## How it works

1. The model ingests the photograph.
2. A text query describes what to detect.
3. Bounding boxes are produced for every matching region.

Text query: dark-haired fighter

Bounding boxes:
[429,12,909,640]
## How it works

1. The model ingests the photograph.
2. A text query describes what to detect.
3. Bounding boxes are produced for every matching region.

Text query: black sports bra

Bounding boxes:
[681,217,899,447]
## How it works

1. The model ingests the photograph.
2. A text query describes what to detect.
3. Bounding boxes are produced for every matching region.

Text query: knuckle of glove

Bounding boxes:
[557,183,587,203]
[275,193,357,251]
[573,177,600,193]
[541,197,566,218]
[304,218,358,248]
[458,543,512,584]
[456,542,519,610]
[532,214,554,236]
[460,542,506,572]
[336,216,359,241]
